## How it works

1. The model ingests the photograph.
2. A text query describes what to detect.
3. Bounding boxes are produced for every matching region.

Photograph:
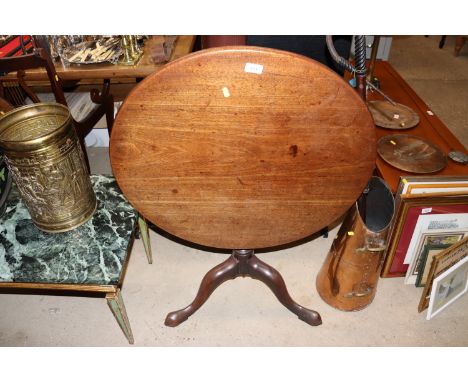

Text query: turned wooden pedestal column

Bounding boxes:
[110,46,376,327]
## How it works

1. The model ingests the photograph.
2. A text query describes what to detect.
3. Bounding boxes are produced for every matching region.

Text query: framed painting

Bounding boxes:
[418,236,468,312]
[381,193,468,277]
[403,214,468,265]
[415,244,452,287]
[426,256,468,320]
[404,229,467,285]
[395,175,468,199]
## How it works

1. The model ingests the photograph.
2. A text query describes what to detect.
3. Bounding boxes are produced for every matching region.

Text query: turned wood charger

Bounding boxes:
[377,134,447,174]
[110,46,376,249]
[367,100,420,130]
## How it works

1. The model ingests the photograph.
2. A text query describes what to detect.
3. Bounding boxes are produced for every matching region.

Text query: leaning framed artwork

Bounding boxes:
[416,244,453,287]
[381,193,468,278]
[395,176,468,199]
[404,229,467,285]
[426,256,468,320]
[418,236,468,312]
[403,213,468,265]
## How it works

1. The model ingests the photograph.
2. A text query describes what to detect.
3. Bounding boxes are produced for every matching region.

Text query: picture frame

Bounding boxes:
[426,256,468,320]
[395,175,468,199]
[404,229,467,285]
[403,213,468,265]
[415,243,454,287]
[381,192,468,278]
[418,236,468,312]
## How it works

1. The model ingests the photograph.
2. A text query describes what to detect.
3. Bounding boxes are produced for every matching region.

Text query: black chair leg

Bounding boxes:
[439,36,446,49]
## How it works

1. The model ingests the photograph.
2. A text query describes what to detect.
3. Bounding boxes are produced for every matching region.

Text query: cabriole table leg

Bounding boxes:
[164,249,322,327]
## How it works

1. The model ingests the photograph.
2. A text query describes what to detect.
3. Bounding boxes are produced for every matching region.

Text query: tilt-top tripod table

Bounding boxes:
[110,46,376,327]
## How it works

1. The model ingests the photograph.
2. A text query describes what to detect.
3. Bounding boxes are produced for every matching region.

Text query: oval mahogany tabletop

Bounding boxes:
[110,46,376,249]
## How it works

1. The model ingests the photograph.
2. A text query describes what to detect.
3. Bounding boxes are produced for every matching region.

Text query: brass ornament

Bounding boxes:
[119,35,142,66]
[0,103,96,232]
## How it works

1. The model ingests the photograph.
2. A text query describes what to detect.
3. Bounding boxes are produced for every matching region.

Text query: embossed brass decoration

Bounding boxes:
[0,103,96,232]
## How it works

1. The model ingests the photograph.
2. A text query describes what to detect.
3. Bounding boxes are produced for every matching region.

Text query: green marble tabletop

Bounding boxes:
[0,175,137,286]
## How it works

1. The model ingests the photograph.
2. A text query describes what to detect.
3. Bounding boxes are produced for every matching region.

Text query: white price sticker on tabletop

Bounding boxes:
[244,62,263,74]
[222,87,230,97]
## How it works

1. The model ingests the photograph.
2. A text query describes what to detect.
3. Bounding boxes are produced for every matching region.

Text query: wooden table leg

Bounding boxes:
[164,255,239,326]
[106,288,134,344]
[164,249,322,327]
[247,254,322,326]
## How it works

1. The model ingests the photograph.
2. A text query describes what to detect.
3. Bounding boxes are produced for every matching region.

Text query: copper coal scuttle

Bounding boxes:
[316,177,395,311]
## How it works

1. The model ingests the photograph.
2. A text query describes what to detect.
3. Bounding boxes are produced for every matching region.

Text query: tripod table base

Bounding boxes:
[165,249,322,327]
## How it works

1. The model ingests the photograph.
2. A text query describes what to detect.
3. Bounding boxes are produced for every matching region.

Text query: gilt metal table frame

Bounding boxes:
[0,178,153,344]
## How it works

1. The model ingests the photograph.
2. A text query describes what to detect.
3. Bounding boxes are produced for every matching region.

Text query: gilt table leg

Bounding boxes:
[106,288,134,344]
[247,254,322,326]
[164,255,240,327]
[138,216,153,264]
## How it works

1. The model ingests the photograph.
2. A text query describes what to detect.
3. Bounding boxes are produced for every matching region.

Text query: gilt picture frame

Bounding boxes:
[415,243,456,287]
[404,229,467,285]
[426,256,468,320]
[418,236,468,312]
[395,175,468,199]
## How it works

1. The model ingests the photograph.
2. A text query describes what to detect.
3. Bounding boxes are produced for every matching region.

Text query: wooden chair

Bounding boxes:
[439,36,447,49]
[0,47,114,172]
[0,95,13,113]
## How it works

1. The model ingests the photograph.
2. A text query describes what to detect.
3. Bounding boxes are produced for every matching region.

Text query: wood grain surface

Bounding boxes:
[110,46,376,249]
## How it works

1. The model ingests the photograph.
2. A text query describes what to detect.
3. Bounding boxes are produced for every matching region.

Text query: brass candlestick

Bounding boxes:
[129,35,141,59]
[119,35,141,66]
